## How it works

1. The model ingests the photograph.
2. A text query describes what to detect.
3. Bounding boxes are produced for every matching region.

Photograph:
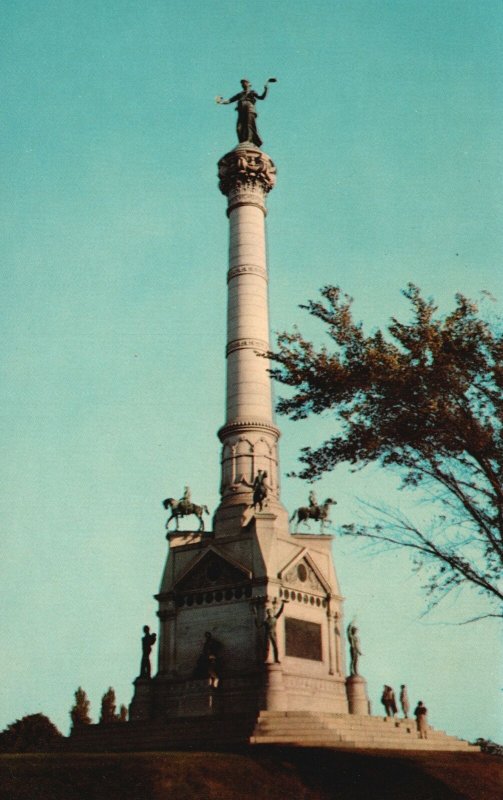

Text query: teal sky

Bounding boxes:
[1,1,501,741]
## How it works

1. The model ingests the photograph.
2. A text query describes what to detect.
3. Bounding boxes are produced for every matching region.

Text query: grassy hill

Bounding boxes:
[0,747,500,800]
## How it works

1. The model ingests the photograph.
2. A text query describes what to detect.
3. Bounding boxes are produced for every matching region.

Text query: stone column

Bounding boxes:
[215,144,282,523]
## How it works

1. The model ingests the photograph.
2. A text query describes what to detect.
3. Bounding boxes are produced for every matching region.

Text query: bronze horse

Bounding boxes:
[163,498,209,534]
[289,498,336,533]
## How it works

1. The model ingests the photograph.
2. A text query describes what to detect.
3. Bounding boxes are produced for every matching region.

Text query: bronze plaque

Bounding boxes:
[285,617,322,661]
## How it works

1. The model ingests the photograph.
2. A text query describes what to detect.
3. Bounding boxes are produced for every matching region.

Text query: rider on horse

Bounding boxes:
[179,485,192,514]
[289,493,336,532]
[252,470,270,511]
[162,487,209,533]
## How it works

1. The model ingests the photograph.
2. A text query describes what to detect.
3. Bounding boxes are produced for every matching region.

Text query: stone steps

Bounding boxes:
[68,711,478,753]
[251,736,474,752]
[251,712,477,752]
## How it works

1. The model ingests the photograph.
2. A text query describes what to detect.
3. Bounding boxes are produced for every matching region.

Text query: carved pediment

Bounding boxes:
[279,549,331,595]
[175,548,251,593]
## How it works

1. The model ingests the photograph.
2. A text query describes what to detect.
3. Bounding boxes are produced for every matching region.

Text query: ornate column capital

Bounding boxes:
[218,144,276,202]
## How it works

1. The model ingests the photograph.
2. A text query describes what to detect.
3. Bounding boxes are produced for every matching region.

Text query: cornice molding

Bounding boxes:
[218,419,281,442]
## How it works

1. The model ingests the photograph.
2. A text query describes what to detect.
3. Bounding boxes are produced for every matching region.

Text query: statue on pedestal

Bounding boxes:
[139,625,157,679]
[239,470,272,526]
[195,632,223,688]
[347,621,362,676]
[289,496,336,533]
[216,78,277,147]
[252,470,270,511]
[252,599,287,663]
[162,486,210,533]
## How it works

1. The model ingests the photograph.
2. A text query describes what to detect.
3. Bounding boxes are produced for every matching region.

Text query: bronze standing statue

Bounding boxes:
[347,621,362,676]
[252,599,287,663]
[238,470,272,526]
[216,78,277,147]
[139,625,157,679]
[195,632,223,688]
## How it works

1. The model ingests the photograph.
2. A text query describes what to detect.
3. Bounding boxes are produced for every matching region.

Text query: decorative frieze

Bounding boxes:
[226,338,269,357]
[227,264,267,282]
[218,420,280,441]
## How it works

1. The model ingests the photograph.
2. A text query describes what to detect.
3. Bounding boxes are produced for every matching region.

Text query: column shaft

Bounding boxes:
[217,144,280,503]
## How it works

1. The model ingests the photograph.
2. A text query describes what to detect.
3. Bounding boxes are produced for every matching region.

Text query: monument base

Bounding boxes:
[69,711,479,753]
[132,514,349,722]
[346,674,370,715]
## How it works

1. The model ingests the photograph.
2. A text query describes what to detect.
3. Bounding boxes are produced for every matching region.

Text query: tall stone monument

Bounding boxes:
[130,81,353,723]
[67,81,476,754]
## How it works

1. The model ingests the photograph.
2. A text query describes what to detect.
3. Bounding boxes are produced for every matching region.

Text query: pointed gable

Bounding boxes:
[278,548,331,595]
[175,547,251,593]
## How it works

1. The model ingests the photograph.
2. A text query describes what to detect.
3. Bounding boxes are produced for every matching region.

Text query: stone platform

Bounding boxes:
[69,712,478,753]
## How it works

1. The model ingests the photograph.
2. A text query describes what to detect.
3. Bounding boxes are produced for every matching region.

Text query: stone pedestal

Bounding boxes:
[129,678,153,721]
[262,663,287,711]
[346,674,370,715]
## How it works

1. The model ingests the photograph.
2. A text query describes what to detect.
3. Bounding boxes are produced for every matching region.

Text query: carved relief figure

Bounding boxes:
[216,78,276,147]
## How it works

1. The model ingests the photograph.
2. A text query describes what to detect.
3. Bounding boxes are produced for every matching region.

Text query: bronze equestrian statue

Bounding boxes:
[162,487,209,534]
[289,497,336,533]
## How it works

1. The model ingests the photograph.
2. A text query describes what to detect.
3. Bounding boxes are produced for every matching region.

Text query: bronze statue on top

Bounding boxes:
[216,78,277,147]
